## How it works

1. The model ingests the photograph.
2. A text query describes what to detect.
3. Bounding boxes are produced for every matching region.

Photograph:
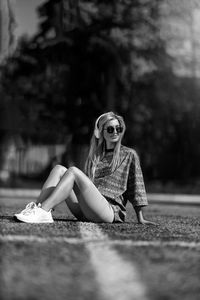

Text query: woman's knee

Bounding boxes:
[68,166,79,173]
[52,164,67,177]
[68,166,91,191]
[68,166,83,178]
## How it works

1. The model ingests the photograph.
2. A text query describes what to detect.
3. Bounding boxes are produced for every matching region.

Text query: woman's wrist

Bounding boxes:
[134,205,158,225]
[134,206,144,223]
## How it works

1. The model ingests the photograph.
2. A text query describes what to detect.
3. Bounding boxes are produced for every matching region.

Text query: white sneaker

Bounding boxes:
[15,203,54,223]
[15,202,37,218]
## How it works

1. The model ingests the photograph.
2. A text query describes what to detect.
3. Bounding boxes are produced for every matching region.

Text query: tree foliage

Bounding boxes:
[1,0,168,140]
[1,0,200,184]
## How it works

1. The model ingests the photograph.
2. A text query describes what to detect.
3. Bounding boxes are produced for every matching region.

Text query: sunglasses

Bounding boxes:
[104,125,123,134]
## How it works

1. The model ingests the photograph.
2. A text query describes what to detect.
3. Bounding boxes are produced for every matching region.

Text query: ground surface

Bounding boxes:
[0,194,200,300]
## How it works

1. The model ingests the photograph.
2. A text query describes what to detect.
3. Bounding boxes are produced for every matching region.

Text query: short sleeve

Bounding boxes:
[124,150,148,207]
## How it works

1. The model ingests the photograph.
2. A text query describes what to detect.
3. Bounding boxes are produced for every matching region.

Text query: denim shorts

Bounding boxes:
[107,199,126,223]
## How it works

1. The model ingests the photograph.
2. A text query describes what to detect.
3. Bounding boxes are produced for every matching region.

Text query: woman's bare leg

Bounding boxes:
[41,166,114,223]
[36,165,85,220]
[36,165,65,204]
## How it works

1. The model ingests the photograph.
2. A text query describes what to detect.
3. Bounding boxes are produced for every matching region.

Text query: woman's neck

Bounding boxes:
[105,142,116,150]
[105,148,114,153]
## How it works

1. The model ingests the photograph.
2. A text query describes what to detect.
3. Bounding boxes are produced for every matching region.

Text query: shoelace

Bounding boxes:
[22,203,43,216]
[21,202,37,215]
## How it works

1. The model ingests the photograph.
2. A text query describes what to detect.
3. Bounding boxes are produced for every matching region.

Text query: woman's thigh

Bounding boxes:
[70,167,114,223]
[78,189,114,223]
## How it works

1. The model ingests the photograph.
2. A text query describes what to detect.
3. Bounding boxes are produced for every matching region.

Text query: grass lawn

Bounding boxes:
[0,197,200,300]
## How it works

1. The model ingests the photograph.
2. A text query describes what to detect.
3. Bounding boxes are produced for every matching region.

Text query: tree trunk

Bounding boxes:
[0,0,16,62]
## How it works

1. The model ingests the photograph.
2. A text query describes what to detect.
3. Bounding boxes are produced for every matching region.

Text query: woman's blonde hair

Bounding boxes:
[85,111,126,180]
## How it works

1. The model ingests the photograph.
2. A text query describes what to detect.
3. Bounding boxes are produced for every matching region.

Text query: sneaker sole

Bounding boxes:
[15,215,54,223]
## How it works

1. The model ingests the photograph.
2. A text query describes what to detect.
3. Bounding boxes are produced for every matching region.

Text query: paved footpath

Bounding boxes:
[0,188,200,205]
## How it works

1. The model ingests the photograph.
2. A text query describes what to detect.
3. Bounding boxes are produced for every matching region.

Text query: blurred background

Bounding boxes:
[1,0,200,194]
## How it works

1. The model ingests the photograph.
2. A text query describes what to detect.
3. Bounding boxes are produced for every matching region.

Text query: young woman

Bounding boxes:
[15,112,156,225]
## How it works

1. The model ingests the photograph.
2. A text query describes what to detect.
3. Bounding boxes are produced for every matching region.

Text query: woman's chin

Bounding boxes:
[110,138,119,143]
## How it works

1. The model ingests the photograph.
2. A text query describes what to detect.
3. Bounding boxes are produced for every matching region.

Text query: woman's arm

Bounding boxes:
[134,205,158,225]
[125,149,158,225]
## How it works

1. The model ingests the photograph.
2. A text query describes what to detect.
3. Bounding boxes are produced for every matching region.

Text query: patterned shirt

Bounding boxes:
[94,145,148,220]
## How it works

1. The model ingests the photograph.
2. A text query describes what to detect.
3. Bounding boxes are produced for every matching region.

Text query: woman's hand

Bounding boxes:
[137,219,158,226]
[134,206,158,225]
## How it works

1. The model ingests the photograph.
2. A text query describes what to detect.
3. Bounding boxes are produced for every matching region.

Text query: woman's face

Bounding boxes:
[103,118,122,148]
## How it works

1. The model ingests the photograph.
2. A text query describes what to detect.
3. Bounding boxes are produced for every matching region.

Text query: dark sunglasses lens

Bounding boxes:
[106,126,123,134]
[107,126,114,133]
[117,126,123,133]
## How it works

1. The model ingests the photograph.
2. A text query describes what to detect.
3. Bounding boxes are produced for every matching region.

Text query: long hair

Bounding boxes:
[85,111,126,180]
